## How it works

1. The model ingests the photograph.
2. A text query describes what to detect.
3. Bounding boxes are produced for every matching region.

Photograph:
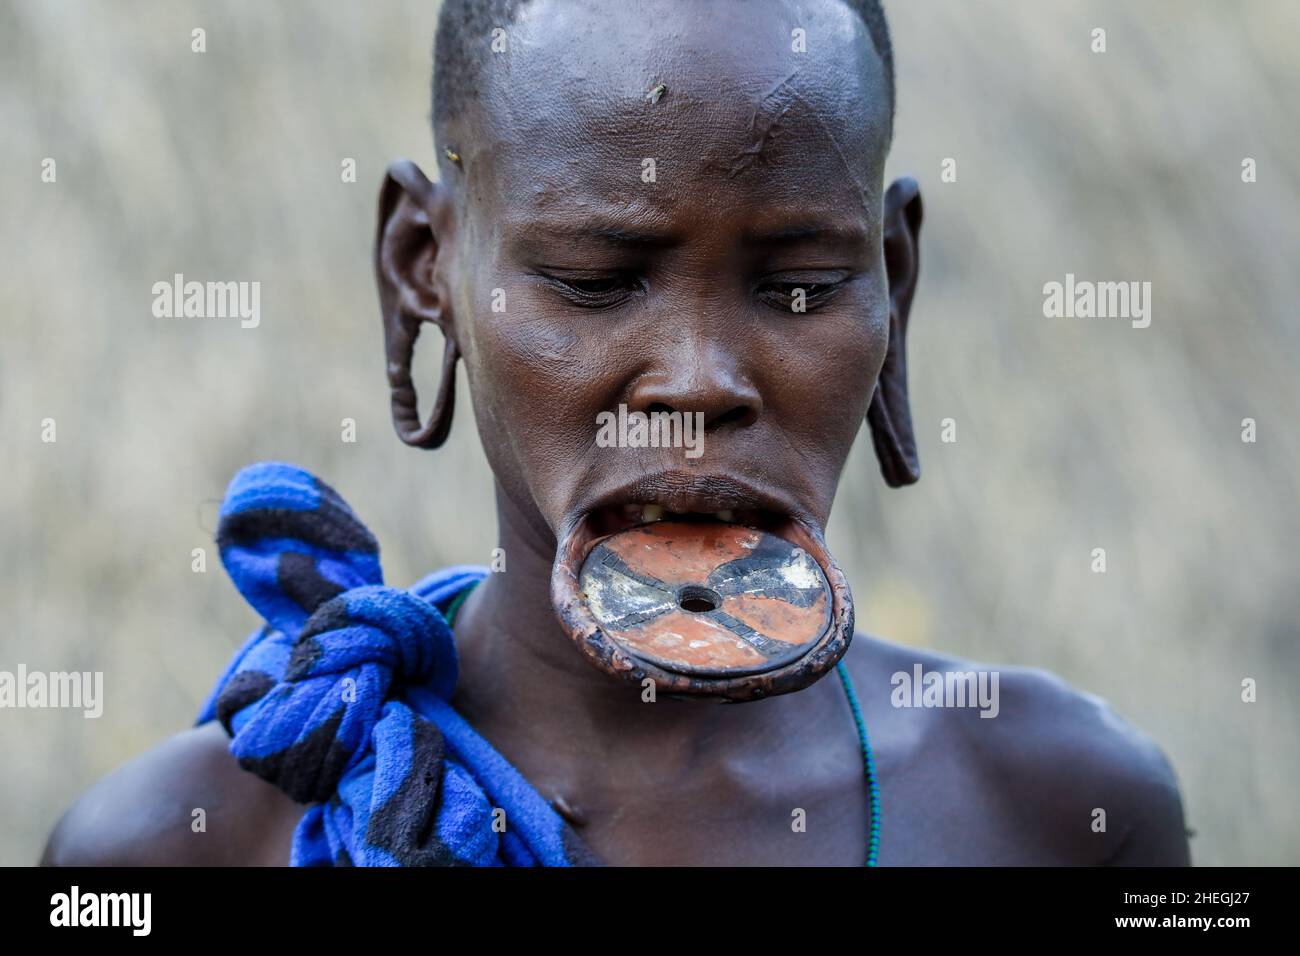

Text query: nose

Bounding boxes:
[624,340,762,431]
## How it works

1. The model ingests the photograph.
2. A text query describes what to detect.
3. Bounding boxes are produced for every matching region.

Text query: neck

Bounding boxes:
[449,483,843,771]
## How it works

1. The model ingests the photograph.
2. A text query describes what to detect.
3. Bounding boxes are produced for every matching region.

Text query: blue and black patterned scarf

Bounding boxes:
[194,462,595,866]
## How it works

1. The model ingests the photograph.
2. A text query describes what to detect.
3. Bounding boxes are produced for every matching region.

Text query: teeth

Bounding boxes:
[613,504,740,525]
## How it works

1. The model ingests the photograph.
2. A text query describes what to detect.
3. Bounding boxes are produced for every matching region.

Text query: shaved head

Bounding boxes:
[431,0,895,181]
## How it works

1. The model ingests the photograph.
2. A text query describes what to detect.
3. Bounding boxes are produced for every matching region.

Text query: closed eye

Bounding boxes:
[537,271,644,309]
[756,273,852,312]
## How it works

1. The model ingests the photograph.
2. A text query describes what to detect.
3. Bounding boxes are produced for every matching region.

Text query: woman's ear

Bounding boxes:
[374,158,459,449]
[866,175,924,487]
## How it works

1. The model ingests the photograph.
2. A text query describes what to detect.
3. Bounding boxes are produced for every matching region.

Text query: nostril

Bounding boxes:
[710,405,757,429]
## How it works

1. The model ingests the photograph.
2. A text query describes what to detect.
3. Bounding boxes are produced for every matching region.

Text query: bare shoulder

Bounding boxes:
[42,720,304,866]
[844,634,1192,865]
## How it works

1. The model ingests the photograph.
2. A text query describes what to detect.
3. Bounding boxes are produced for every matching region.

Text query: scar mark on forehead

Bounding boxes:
[722,68,873,216]
[725,69,799,179]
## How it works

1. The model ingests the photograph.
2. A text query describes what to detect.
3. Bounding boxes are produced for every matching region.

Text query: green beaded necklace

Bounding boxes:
[835,660,882,866]
[443,578,882,867]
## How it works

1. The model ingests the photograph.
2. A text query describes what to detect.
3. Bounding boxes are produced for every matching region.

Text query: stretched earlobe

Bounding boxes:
[867,176,923,487]
[388,320,459,450]
[375,159,458,449]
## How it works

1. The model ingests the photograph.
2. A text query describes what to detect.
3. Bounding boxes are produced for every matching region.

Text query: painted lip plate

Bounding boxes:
[552,513,855,702]
[578,520,833,677]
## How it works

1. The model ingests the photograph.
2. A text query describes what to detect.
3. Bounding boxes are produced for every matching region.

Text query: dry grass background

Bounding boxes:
[2,0,1296,865]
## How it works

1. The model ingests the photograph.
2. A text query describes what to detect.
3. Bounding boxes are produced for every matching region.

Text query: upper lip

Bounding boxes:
[578,469,803,525]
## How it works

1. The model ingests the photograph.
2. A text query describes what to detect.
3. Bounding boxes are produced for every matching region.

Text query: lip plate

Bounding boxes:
[577,518,834,678]
[552,505,854,702]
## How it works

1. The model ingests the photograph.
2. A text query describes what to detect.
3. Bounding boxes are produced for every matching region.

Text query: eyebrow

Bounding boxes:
[741,223,869,247]
[507,221,680,252]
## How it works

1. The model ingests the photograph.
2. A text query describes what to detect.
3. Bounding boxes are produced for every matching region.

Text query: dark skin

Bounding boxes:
[43,0,1190,866]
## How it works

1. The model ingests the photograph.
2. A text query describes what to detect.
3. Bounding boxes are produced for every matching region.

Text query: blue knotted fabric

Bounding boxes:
[194,462,594,866]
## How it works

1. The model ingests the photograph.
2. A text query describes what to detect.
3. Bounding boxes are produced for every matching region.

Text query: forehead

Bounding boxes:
[458,0,891,235]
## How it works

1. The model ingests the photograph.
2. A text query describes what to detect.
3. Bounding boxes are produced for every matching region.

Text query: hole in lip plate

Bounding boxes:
[676,584,722,613]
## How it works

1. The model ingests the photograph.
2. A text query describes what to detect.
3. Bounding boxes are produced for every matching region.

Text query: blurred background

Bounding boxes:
[1,0,1296,865]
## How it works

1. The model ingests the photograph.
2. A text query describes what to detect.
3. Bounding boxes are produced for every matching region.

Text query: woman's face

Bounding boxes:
[440,0,897,549]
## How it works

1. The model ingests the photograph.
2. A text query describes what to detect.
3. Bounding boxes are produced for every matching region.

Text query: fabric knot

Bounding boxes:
[210,462,457,802]
[198,461,589,866]
[292,585,452,694]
